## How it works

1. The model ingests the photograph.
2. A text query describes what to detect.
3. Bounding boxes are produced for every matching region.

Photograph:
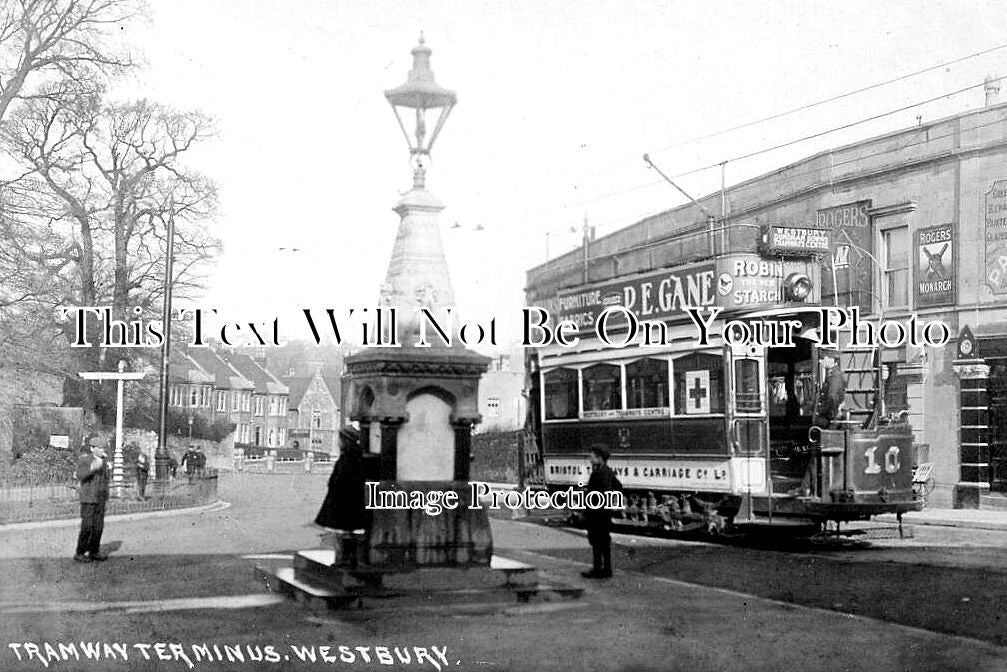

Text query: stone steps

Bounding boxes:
[255,550,583,611]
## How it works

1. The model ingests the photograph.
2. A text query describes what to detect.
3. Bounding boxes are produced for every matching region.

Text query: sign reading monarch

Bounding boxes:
[985,180,1007,294]
[915,223,956,308]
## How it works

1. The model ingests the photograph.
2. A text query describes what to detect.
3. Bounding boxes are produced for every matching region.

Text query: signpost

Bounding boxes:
[80,361,146,498]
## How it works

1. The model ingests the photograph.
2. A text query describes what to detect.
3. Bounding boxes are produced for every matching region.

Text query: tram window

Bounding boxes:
[582,363,622,411]
[673,353,724,415]
[626,358,669,409]
[544,368,578,420]
[735,359,761,413]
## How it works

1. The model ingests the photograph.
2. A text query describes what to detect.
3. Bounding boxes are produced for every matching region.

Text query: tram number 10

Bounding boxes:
[864,445,901,474]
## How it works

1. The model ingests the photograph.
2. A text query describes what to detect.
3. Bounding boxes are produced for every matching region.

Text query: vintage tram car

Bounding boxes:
[525,248,923,533]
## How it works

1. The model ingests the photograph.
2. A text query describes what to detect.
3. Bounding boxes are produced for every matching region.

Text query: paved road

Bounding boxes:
[0,473,1004,672]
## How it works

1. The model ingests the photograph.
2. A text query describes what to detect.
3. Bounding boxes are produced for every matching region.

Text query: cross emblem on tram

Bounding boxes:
[685,370,710,414]
[689,377,706,408]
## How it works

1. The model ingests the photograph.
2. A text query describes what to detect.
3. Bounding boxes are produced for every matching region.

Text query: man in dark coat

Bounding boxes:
[316,427,367,567]
[75,441,110,562]
[813,352,846,429]
[582,446,621,579]
[135,450,149,500]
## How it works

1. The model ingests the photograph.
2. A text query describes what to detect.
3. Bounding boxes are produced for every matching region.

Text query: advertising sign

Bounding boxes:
[915,223,956,307]
[985,180,1007,293]
[545,456,733,492]
[763,225,831,256]
[548,254,818,332]
[817,200,873,312]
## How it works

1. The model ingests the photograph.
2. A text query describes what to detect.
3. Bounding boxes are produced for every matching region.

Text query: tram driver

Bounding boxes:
[813,351,846,430]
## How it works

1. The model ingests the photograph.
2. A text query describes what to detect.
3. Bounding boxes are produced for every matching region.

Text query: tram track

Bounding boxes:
[510,516,1007,646]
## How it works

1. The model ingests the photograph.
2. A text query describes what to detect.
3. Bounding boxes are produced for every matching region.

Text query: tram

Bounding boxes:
[524,248,923,534]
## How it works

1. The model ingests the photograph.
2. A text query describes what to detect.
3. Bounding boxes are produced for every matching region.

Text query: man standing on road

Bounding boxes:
[75,441,110,563]
[582,446,621,579]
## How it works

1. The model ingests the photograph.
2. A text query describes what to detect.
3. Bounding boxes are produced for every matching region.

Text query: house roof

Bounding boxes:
[225,353,289,395]
[186,348,253,390]
[282,376,312,408]
[281,371,336,409]
[167,350,214,385]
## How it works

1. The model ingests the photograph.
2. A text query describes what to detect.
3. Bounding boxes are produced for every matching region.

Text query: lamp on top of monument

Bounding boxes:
[384,34,456,189]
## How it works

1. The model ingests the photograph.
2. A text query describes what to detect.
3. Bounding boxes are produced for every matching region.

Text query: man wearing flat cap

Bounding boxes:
[582,445,621,579]
[74,439,110,562]
[315,427,368,566]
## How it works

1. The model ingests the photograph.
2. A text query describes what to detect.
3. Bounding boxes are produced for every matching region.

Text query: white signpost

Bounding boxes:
[80,361,146,498]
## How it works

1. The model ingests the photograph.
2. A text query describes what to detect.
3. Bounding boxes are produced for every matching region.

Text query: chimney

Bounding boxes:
[985,75,1002,107]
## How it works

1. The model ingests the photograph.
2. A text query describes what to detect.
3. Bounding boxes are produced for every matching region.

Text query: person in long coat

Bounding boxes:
[582,446,621,579]
[316,428,368,567]
[74,442,110,562]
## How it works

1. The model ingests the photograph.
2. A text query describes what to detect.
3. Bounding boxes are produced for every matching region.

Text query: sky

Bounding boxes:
[118,0,1007,350]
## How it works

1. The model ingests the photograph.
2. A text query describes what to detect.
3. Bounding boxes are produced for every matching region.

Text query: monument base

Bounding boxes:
[365,481,493,569]
[255,549,585,611]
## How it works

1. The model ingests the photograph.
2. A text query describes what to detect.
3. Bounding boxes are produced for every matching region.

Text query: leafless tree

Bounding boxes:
[0,0,142,122]
[1,90,220,416]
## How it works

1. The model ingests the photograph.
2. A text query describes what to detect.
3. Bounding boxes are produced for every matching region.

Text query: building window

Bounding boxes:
[254,397,264,416]
[189,387,198,407]
[882,225,910,309]
[312,408,322,428]
[268,428,276,447]
[279,428,287,446]
[486,398,501,417]
[217,391,226,412]
[254,426,261,445]
[242,393,251,412]
[268,397,277,416]
[231,392,239,411]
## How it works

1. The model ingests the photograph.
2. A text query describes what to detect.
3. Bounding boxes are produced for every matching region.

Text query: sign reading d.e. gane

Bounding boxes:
[915,223,956,307]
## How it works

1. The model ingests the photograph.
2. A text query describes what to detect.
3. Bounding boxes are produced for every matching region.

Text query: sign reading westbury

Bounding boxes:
[985,180,1007,293]
[915,223,955,307]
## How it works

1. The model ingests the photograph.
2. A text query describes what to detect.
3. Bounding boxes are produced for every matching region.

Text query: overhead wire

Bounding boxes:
[539,77,991,241]
[533,110,1007,278]
[579,42,1007,180]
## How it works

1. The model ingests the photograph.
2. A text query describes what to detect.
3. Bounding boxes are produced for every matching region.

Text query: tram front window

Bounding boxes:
[544,368,578,420]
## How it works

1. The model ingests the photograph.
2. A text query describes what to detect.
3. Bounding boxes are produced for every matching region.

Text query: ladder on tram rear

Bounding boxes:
[839,345,879,428]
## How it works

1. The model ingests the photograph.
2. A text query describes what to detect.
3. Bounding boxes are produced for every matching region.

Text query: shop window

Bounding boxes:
[544,368,578,420]
[582,363,622,412]
[673,353,724,415]
[626,358,669,409]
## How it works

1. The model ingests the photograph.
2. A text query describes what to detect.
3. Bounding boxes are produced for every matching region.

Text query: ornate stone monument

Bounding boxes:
[342,36,492,569]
